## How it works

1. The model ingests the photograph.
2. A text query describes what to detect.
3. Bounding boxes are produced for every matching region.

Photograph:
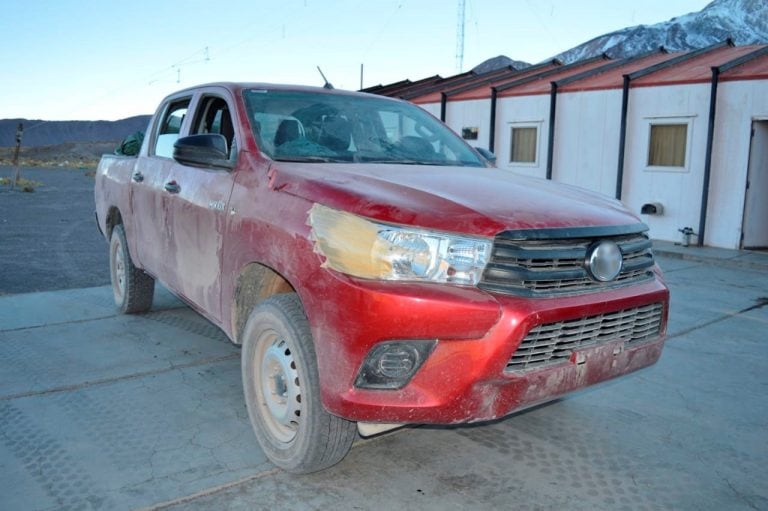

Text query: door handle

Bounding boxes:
[164,181,181,194]
[132,172,144,183]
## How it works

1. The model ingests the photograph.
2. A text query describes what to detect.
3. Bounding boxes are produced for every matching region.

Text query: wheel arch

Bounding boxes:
[231,262,296,345]
[105,206,123,240]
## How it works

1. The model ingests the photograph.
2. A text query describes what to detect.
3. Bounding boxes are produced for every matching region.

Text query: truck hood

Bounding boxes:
[271,162,642,237]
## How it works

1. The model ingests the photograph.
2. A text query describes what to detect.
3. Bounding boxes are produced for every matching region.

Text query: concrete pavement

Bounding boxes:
[653,239,768,271]
[1,254,767,510]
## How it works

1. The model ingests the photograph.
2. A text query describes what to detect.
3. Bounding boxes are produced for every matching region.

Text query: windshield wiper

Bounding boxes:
[365,159,447,166]
[274,156,346,163]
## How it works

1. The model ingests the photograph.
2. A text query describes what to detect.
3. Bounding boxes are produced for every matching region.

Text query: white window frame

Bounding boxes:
[507,121,541,168]
[644,115,695,173]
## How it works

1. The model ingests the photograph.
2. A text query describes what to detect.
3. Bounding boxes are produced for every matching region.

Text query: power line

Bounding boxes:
[361,2,405,59]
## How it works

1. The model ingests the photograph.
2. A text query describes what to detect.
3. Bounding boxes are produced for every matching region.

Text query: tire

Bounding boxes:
[109,224,154,314]
[241,293,357,473]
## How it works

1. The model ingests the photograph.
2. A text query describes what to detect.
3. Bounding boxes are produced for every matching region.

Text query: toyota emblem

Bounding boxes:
[586,241,623,282]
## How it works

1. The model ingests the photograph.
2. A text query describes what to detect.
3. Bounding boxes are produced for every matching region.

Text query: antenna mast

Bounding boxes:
[455,0,466,73]
[316,66,334,89]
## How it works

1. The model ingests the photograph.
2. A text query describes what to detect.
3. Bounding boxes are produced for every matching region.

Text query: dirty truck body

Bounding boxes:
[95,83,669,473]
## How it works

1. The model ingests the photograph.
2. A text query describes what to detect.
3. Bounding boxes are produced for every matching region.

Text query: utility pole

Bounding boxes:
[11,123,23,190]
[455,0,466,73]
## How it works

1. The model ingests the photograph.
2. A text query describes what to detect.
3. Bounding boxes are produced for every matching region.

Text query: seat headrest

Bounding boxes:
[319,116,351,151]
[275,119,301,146]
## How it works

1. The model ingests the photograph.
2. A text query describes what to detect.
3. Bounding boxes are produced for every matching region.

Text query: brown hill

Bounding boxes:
[0,116,151,148]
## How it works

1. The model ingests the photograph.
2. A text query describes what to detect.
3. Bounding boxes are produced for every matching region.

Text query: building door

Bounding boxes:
[742,121,768,249]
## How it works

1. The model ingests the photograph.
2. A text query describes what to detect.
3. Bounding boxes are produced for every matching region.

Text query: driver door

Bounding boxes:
[162,94,238,322]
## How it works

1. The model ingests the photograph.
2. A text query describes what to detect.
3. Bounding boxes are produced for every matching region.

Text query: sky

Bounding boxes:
[0,0,713,121]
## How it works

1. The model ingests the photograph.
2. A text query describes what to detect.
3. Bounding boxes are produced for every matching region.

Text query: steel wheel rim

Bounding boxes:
[110,236,126,302]
[253,330,302,444]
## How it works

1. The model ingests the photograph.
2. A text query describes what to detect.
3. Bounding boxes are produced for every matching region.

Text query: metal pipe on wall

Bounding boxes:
[546,83,558,180]
[698,67,720,247]
[615,75,631,200]
[440,93,447,122]
[489,88,497,153]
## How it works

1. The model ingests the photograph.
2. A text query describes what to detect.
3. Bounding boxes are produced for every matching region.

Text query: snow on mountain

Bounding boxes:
[554,0,768,63]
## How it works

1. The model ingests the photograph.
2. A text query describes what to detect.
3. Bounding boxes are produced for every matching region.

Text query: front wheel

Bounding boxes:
[109,224,154,314]
[241,294,356,473]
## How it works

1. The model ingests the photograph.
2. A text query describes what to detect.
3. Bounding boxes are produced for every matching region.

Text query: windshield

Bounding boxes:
[242,89,484,167]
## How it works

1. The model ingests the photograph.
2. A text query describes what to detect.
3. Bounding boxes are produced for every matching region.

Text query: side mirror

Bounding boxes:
[476,147,497,166]
[173,134,234,170]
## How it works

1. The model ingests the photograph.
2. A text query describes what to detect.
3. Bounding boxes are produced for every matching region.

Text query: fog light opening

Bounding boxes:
[378,347,417,378]
[355,340,436,390]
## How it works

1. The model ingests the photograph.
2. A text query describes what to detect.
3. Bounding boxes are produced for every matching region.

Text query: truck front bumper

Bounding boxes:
[305,270,669,425]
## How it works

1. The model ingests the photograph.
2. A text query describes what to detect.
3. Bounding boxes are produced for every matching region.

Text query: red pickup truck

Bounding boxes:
[95,82,669,473]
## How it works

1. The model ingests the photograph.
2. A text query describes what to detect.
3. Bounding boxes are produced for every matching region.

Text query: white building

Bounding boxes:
[372,41,768,249]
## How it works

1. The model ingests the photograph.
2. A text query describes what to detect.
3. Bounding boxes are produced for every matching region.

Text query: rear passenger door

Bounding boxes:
[131,97,191,278]
[162,93,238,322]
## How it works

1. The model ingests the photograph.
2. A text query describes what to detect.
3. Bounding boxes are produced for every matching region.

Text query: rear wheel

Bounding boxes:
[241,293,356,473]
[109,224,154,314]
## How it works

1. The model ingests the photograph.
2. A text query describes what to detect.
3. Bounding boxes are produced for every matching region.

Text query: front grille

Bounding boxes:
[506,303,664,373]
[479,229,655,297]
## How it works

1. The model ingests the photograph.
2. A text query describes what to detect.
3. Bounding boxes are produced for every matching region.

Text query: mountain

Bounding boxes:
[472,55,531,74]
[554,0,768,63]
[463,0,766,76]
[0,116,151,148]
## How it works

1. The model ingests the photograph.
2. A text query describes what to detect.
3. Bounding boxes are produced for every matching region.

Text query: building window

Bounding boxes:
[462,127,479,140]
[647,123,688,168]
[510,126,537,163]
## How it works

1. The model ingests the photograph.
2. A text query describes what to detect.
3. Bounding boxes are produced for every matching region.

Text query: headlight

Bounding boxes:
[308,204,490,285]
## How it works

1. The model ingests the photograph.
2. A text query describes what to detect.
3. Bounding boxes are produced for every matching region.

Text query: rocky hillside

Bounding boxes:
[472,55,531,73]
[554,0,768,62]
[0,116,151,148]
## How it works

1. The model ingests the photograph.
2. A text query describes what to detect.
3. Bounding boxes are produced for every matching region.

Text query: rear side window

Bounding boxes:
[154,99,191,158]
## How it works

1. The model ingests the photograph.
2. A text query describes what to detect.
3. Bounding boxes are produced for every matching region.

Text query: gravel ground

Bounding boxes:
[0,166,110,295]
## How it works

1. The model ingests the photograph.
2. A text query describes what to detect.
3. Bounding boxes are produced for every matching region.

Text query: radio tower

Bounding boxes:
[455,0,466,73]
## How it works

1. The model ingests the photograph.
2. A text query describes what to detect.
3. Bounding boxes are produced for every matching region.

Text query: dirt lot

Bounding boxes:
[0,166,110,295]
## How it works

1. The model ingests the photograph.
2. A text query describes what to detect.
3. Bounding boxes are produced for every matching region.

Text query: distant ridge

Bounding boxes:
[0,115,151,148]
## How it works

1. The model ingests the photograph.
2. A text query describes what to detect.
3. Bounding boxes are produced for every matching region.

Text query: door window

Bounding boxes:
[193,96,237,159]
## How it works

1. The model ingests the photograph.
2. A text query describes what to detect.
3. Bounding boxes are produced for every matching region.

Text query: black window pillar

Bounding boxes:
[546,82,558,180]
[615,75,631,200]
[489,88,497,153]
[698,67,720,247]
